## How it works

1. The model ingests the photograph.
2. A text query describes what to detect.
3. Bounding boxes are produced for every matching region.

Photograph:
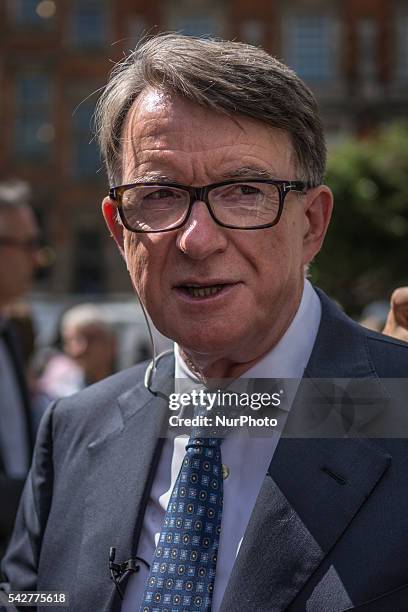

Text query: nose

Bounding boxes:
[26,248,43,274]
[176,200,228,260]
[32,247,43,267]
[34,245,53,269]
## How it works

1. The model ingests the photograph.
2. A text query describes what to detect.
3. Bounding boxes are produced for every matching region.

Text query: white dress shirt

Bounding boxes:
[122,280,321,611]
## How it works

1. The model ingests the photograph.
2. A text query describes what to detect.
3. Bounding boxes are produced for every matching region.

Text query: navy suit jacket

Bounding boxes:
[2,290,408,611]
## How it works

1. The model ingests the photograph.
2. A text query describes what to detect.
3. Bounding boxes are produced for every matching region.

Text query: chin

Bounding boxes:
[175,325,246,359]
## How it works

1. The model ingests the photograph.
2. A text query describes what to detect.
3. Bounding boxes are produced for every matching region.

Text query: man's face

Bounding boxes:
[0,206,40,308]
[103,89,332,370]
[63,324,115,377]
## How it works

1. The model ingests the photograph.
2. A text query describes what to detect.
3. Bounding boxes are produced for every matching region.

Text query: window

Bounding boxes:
[14,72,53,160]
[72,100,101,180]
[71,0,108,47]
[127,16,147,43]
[166,0,224,38]
[241,20,264,46]
[168,15,222,37]
[396,14,408,81]
[357,18,377,83]
[9,0,56,28]
[284,15,337,82]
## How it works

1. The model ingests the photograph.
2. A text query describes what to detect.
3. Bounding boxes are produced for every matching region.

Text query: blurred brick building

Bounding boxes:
[0,0,407,295]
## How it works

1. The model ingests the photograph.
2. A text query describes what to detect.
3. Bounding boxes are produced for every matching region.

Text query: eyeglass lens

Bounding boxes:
[121,182,282,231]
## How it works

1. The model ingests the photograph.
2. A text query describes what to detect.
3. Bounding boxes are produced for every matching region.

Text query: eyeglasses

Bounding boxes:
[108,178,309,233]
[0,236,42,251]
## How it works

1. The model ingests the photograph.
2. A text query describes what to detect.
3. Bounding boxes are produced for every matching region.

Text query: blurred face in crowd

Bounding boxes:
[0,206,41,309]
[103,89,332,377]
[62,323,116,383]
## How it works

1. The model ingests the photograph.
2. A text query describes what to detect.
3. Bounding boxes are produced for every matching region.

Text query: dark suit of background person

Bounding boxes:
[2,35,408,612]
[0,319,34,558]
[0,180,42,558]
[1,293,408,611]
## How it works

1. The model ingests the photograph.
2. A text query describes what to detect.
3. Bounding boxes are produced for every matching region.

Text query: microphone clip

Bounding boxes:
[109,547,150,600]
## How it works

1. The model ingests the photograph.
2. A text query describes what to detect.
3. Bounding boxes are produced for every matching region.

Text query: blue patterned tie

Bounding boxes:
[140,433,223,611]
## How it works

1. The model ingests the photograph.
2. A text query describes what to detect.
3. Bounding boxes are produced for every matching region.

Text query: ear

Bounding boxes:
[301,185,333,265]
[101,197,125,258]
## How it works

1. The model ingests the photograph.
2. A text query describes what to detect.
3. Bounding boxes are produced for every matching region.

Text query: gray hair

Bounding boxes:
[0,179,31,211]
[95,33,326,187]
[61,304,113,336]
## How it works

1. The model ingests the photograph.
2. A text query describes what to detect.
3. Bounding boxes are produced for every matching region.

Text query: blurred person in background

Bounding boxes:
[0,178,43,557]
[359,299,390,332]
[40,303,117,398]
[5,302,51,427]
[383,287,408,343]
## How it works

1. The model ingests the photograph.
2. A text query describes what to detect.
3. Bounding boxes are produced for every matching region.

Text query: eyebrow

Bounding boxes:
[127,173,177,184]
[220,166,277,180]
[127,166,277,185]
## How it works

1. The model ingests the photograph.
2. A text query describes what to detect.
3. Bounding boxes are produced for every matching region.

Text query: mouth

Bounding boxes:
[175,282,238,300]
[182,284,225,298]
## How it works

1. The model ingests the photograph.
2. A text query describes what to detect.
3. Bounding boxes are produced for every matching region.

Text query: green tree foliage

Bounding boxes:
[311,123,408,316]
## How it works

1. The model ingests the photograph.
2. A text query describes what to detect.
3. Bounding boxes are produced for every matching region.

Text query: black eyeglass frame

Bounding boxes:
[109,178,310,233]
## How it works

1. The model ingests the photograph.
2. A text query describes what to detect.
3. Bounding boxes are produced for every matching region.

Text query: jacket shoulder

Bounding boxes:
[310,287,408,378]
[365,328,408,377]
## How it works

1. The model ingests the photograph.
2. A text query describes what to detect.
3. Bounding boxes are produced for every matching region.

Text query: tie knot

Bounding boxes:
[185,436,221,453]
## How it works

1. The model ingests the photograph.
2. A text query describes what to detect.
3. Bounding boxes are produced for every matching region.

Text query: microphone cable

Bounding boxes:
[131,278,172,398]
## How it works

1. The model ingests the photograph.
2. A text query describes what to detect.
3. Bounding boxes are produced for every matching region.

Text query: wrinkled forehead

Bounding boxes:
[119,87,297,182]
[122,87,223,138]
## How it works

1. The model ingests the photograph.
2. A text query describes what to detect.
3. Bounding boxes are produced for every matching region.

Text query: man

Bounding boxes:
[61,304,117,387]
[0,179,42,557]
[40,304,117,398]
[2,35,408,611]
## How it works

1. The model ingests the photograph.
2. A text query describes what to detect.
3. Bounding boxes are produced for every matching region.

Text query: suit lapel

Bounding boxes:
[74,356,174,612]
[221,290,392,611]
[220,438,390,612]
